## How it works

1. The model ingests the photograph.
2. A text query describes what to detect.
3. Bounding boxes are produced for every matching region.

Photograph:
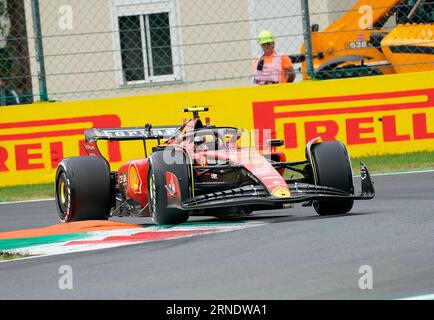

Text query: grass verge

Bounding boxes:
[351,151,434,174]
[0,251,30,261]
[0,152,433,203]
[0,183,54,203]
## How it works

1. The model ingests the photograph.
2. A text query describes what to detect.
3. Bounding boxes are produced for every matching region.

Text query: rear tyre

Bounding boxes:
[310,141,354,215]
[148,149,191,225]
[55,157,112,222]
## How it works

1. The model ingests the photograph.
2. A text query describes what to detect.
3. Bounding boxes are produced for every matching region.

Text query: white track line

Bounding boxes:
[370,169,434,177]
[0,198,54,206]
[352,169,434,178]
[398,293,434,300]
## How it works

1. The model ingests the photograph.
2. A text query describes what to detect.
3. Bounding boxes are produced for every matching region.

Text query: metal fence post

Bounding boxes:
[31,0,48,101]
[301,0,315,78]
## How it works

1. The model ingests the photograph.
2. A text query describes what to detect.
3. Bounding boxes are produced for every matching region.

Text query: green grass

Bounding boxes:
[0,152,433,203]
[0,183,54,203]
[351,151,434,174]
[0,251,30,261]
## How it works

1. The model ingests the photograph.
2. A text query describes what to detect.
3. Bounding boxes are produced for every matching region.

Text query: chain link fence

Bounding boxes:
[0,0,433,104]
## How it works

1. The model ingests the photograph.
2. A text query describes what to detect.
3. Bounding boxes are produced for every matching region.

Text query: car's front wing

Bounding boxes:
[170,163,375,211]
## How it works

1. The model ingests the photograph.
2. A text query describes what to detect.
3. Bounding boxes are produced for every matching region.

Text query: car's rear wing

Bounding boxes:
[85,125,180,143]
[83,125,181,159]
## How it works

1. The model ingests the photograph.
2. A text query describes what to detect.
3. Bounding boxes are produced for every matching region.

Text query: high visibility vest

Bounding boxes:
[253,52,282,85]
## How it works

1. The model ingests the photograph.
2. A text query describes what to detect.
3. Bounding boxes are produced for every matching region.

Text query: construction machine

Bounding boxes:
[296,0,434,80]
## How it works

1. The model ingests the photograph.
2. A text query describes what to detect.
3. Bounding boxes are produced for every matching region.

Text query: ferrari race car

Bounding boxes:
[55,107,375,225]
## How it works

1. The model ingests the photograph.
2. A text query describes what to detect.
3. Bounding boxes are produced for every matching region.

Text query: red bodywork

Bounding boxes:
[118,159,149,207]
[114,118,287,208]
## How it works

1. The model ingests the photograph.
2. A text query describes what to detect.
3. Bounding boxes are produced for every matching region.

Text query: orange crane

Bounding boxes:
[297,0,434,80]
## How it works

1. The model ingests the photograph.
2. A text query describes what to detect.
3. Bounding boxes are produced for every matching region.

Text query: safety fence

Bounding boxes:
[0,0,433,104]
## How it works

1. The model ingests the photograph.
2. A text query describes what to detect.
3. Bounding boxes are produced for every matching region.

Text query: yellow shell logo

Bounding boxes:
[272,187,291,198]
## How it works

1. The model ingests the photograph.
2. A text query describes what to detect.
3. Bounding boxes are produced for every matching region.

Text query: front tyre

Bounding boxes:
[55,157,112,222]
[310,141,354,215]
[148,149,191,225]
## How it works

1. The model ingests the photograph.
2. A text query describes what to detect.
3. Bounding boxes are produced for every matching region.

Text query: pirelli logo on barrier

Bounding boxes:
[0,115,122,175]
[252,89,434,157]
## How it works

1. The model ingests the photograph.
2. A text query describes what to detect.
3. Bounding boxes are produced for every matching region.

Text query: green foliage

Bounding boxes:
[0,251,29,261]
[0,47,12,77]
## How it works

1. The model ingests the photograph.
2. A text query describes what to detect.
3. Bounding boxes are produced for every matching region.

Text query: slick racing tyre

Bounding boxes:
[310,141,354,215]
[148,149,191,225]
[55,157,112,222]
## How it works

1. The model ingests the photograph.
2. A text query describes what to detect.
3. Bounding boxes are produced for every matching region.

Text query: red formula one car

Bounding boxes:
[55,107,375,225]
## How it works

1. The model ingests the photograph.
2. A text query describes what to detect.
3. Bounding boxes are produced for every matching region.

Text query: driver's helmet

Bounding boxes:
[194,133,220,151]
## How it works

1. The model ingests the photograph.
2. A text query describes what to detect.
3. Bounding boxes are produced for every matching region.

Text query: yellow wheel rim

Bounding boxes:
[59,180,66,204]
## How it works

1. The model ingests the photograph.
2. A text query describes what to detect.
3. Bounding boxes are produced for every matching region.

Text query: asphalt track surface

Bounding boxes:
[0,171,433,300]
